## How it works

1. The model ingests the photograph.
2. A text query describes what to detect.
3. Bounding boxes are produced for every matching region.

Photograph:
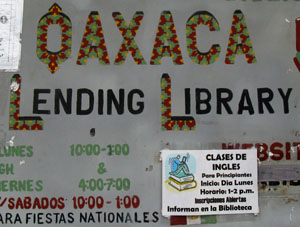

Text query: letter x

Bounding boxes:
[112,11,146,65]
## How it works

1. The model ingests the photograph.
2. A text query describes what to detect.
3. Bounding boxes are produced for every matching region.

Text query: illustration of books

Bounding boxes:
[168,172,197,191]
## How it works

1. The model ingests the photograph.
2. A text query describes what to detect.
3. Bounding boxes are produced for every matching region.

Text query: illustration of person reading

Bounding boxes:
[169,155,190,177]
[168,153,196,191]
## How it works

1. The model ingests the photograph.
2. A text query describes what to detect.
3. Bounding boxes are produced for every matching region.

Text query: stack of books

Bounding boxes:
[169,172,197,191]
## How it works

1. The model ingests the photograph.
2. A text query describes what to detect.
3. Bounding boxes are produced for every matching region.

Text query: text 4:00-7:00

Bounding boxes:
[79,178,131,192]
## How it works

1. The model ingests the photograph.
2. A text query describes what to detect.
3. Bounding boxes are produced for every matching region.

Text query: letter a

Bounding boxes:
[225,10,256,64]
[77,12,110,65]
[151,11,184,65]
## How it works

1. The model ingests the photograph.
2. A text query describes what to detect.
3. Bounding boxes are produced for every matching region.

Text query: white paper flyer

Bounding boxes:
[161,149,258,216]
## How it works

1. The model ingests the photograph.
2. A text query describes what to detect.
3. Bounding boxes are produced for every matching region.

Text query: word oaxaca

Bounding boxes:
[37,4,256,73]
[161,149,258,216]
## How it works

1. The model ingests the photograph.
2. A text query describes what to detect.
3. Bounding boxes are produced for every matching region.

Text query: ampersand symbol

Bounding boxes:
[97,162,107,175]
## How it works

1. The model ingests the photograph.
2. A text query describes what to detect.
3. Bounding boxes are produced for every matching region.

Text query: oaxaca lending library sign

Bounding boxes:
[0,0,300,226]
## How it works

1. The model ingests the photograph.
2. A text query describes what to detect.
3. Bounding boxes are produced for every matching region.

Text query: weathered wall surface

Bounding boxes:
[0,0,300,226]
